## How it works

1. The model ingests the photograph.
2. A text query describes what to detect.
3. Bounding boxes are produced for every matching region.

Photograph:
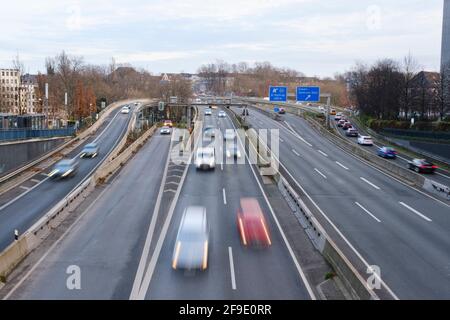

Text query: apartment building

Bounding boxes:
[0,68,21,113]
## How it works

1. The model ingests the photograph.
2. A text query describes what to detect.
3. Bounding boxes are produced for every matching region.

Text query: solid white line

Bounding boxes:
[283,121,313,147]
[355,202,381,223]
[317,150,328,157]
[0,177,49,212]
[292,149,300,157]
[435,172,450,179]
[335,161,349,170]
[31,179,41,183]
[19,186,30,191]
[234,117,317,300]
[228,247,237,290]
[223,188,227,205]
[399,202,432,222]
[360,177,380,190]
[314,168,327,179]
[221,162,224,171]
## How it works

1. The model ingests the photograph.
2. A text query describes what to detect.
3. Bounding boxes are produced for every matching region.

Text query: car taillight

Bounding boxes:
[432,165,438,169]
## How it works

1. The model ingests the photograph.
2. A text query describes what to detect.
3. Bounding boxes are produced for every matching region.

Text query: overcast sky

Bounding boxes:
[0,0,444,77]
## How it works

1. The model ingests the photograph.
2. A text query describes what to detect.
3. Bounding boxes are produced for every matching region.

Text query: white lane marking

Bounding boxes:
[435,172,450,179]
[399,202,432,222]
[223,188,227,205]
[40,173,48,177]
[355,202,381,223]
[283,121,313,147]
[19,186,30,191]
[360,177,380,190]
[3,167,123,300]
[228,247,237,290]
[317,150,328,157]
[221,162,224,171]
[234,116,317,300]
[0,177,49,212]
[314,168,327,179]
[292,149,300,157]
[31,179,41,183]
[335,161,349,170]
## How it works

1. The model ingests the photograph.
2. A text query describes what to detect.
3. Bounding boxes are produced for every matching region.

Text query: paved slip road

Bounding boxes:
[145,107,313,300]
[0,105,133,252]
[7,132,171,299]
[232,106,450,299]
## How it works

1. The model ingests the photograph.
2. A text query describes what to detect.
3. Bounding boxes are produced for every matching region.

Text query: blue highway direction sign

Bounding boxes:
[296,86,320,102]
[269,86,288,102]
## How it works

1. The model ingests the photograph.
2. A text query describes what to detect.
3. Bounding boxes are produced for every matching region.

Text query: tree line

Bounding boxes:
[346,55,449,122]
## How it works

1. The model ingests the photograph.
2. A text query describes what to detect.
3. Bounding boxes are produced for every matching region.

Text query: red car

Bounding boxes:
[163,120,173,127]
[237,198,272,247]
[343,122,353,130]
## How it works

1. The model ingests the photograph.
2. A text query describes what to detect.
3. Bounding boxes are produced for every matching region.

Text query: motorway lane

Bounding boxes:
[329,113,450,185]
[7,133,171,299]
[146,108,312,300]
[235,106,450,299]
[0,106,132,252]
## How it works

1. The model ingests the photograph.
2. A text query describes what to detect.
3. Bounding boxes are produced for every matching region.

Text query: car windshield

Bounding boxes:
[197,150,214,158]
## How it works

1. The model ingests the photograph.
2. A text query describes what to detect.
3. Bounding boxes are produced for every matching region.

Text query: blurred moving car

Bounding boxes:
[48,159,79,179]
[160,126,171,135]
[172,206,209,271]
[334,114,342,121]
[357,135,373,146]
[226,143,242,159]
[278,107,286,114]
[203,126,216,138]
[223,129,236,141]
[337,119,346,127]
[330,109,336,115]
[204,108,212,116]
[237,198,271,247]
[346,128,358,137]
[195,147,216,170]
[80,143,99,158]
[377,147,397,159]
[218,110,226,118]
[407,159,438,173]
[121,106,130,114]
[163,120,173,127]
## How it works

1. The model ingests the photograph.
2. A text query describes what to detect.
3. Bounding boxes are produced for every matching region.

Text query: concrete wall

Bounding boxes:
[0,138,67,177]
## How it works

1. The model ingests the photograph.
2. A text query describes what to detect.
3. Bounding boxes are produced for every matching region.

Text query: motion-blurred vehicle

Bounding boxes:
[337,119,346,127]
[330,109,336,115]
[48,159,79,179]
[134,102,139,106]
[195,147,216,170]
[204,108,212,116]
[278,107,286,114]
[407,159,438,173]
[357,135,373,146]
[346,128,358,137]
[163,120,173,127]
[377,147,397,159]
[172,206,209,271]
[334,114,342,121]
[342,122,353,130]
[121,106,130,114]
[80,143,99,158]
[218,110,226,118]
[237,198,272,247]
[203,126,216,138]
[223,129,236,141]
[226,144,242,159]
[160,126,171,135]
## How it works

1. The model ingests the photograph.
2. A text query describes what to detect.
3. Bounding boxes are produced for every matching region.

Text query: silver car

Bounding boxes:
[160,126,171,135]
[218,110,226,118]
[172,206,209,271]
[80,143,99,158]
[48,159,79,179]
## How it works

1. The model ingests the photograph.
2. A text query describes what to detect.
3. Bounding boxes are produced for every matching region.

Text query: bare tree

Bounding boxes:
[400,53,419,119]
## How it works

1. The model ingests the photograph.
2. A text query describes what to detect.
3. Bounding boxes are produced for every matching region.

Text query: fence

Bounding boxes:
[0,128,76,142]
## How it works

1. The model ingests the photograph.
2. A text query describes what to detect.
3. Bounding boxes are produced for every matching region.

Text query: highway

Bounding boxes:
[144,107,312,300]
[4,132,171,299]
[330,113,450,185]
[232,106,450,299]
[4,108,313,300]
[0,104,133,252]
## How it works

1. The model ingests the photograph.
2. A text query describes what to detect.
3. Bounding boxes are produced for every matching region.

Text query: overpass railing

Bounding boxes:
[0,128,76,142]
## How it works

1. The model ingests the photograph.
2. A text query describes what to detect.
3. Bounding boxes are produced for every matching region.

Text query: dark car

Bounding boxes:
[407,159,438,173]
[48,159,79,179]
[278,107,286,114]
[346,128,358,137]
[80,143,99,158]
[377,147,397,159]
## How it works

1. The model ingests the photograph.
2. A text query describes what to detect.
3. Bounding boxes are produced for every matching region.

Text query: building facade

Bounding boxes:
[0,69,21,114]
[20,74,39,114]
[442,0,450,70]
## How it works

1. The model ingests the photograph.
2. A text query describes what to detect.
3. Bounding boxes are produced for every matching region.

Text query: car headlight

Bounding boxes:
[48,169,59,177]
[226,150,231,157]
[237,151,241,158]
[61,169,73,177]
